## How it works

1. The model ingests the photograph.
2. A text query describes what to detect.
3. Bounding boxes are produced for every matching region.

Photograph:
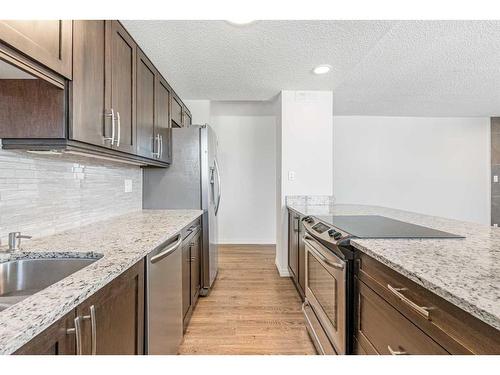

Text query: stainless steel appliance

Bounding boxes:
[301,214,463,355]
[301,216,354,355]
[145,234,183,354]
[143,125,220,295]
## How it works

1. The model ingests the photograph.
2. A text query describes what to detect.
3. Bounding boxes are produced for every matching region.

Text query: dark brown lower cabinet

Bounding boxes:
[182,228,202,330]
[287,210,305,299]
[15,311,77,355]
[182,240,191,322]
[18,259,145,355]
[190,232,201,304]
[355,252,500,354]
[77,259,144,355]
[356,280,448,355]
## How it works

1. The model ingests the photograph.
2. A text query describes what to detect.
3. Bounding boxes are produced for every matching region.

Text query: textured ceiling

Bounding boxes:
[123,20,500,116]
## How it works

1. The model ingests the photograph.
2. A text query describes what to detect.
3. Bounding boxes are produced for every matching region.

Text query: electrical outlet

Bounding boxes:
[124,179,133,193]
[288,171,296,181]
[494,175,499,183]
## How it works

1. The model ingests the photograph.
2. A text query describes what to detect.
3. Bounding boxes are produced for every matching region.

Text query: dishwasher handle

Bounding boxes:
[150,234,182,264]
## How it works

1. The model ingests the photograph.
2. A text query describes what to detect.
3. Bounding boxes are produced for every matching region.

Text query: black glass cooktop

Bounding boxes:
[315,215,464,239]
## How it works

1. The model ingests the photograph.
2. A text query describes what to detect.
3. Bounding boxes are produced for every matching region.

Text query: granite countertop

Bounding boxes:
[287,202,500,331]
[0,209,203,354]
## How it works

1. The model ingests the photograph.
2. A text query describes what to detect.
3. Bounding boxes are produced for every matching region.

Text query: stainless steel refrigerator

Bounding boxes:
[143,125,220,295]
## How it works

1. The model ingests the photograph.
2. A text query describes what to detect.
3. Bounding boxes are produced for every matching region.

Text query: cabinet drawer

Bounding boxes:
[357,252,500,354]
[357,280,448,355]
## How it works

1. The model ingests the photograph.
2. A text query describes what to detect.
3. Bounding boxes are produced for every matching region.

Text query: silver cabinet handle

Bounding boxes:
[190,256,196,261]
[387,284,430,319]
[303,235,345,270]
[387,345,407,355]
[66,316,83,355]
[159,135,163,158]
[90,305,97,355]
[214,158,222,216]
[81,305,97,355]
[104,109,115,145]
[152,134,160,158]
[116,111,121,147]
[151,234,182,264]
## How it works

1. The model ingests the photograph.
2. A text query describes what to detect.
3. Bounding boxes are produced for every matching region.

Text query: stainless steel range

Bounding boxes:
[301,214,462,355]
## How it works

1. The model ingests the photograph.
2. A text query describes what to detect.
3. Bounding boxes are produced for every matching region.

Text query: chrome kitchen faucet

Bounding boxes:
[7,232,32,251]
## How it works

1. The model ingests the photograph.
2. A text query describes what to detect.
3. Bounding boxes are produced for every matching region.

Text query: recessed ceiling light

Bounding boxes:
[312,65,332,75]
[226,20,256,26]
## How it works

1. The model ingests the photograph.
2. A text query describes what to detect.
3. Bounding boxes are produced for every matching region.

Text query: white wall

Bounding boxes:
[209,101,277,244]
[276,91,334,275]
[184,100,211,124]
[333,116,490,224]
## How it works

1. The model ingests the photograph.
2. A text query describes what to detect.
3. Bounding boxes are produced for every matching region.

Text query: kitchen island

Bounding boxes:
[0,209,203,354]
[287,200,500,354]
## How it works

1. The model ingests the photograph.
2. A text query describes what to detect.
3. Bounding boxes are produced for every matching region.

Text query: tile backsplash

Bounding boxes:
[286,195,335,206]
[0,149,142,245]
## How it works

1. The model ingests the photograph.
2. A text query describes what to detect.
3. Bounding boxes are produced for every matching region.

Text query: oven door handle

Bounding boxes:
[303,235,345,270]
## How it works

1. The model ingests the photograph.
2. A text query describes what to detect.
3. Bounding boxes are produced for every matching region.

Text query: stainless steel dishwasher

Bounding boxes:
[145,233,183,354]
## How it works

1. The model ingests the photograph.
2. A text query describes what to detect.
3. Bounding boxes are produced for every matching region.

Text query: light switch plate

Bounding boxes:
[124,179,133,193]
[494,175,499,183]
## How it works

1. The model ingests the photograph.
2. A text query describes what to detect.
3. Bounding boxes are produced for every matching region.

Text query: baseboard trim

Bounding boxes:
[218,240,276,245]
[218,243,275,247]
[275,258,291,277]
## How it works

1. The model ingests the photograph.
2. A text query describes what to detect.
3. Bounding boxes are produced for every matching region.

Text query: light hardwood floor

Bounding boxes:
[179,245,316,355]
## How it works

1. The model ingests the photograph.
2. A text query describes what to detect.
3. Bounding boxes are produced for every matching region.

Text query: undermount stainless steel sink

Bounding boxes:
[0,257,99,312]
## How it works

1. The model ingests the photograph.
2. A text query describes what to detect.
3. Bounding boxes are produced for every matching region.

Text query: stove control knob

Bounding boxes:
[328,229,342,240]
[304,216,314,223]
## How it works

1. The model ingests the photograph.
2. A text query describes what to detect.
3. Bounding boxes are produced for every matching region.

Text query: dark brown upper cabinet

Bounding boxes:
[171,96,183,127]
[0,20,189,167]
[0,20,72,79]
[107,21,136,154]
[71,21,137,155]
[182,109,192,127]
[70,20,108,147]
[156,77,173,163]
[136,49,156,158]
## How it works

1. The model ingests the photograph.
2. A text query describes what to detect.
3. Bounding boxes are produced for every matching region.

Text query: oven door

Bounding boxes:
[303,234,346,354]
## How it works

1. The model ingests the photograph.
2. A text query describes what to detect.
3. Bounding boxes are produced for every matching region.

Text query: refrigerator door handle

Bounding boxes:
[214,158,221,216]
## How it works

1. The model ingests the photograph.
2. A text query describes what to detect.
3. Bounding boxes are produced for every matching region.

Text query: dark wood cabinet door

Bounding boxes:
[77,260,144,355]
[106,20,136,154]
[182,242,191,319]
[171,96,183,127]
[15,311,77,355]
[70,20,109,147]
[182,109,192,127]
[288,212,299,280]
[190,232,201,304]
[156,77,172,163]
[0,20,72,78]
[297,215,306,294]
[136,49,156,158]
